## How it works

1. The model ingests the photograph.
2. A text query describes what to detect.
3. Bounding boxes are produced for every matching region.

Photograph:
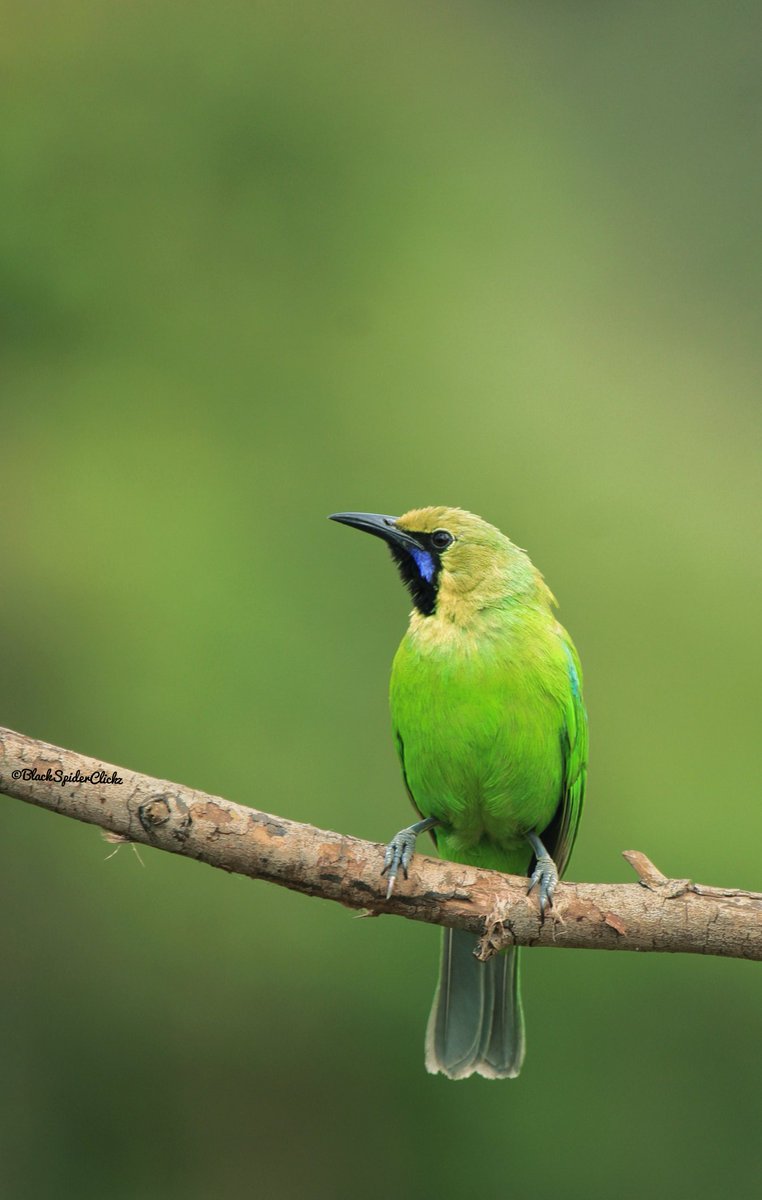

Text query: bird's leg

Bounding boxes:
[526,830,559,916]
[382,817,439,899]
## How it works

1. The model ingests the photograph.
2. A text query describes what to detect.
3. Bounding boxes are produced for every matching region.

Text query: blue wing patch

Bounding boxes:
[564,642,581,699]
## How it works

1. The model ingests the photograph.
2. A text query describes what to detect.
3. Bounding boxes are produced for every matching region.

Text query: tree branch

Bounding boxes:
[1,724,761,961]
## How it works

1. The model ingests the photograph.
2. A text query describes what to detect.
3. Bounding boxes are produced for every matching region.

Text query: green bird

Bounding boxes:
[330,506,587,1079]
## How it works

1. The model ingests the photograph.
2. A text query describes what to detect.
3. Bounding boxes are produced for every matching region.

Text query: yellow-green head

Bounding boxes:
[329,506,554,626]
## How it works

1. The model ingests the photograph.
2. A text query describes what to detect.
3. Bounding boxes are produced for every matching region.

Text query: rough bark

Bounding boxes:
[1,724,761,962]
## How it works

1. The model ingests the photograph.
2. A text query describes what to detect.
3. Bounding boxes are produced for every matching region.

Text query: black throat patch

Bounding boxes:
[387,536,442,616]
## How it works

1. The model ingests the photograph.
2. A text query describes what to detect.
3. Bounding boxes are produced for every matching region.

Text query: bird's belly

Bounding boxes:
[392,658,564,873]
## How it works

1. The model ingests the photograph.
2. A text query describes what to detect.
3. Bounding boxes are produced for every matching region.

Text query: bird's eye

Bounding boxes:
[431,529,454,551]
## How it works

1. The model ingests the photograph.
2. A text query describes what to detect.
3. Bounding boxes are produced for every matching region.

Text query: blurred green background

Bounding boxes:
[2,2,761,1197]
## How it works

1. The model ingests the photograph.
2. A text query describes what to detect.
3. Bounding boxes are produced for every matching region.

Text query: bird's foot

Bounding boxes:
[527,854,559,917]
[382,829,417,898]
[381,817,439,898]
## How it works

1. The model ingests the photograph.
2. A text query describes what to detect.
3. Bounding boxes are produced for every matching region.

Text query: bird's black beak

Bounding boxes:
[329,511,421,554]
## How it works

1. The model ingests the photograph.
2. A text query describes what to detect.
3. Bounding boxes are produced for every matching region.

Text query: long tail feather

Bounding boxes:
[478,941,524,1078]
[425,929,524,1080]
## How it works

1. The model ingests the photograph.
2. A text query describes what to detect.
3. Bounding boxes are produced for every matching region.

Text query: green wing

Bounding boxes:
[392,731,418,812]
[392,728,442,851]
[541,636,588,877]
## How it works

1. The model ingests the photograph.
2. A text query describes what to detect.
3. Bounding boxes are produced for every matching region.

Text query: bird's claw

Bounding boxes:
[527,853,559,917]
[381,829,417,898]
